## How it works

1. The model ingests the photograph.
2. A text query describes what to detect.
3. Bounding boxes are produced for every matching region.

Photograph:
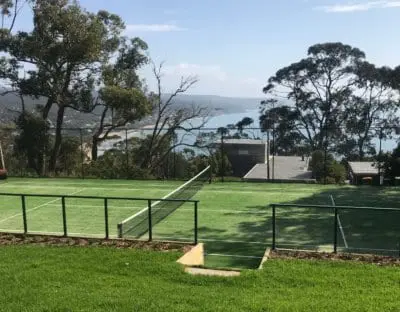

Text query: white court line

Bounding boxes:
[155,236,269,245]
[1,184,319,195]
[40,204,270,215]
[4,182,178,188]
[0,189,85,224]
[0,185,148,192]
[330,195,348,249]
[205,253,263,259]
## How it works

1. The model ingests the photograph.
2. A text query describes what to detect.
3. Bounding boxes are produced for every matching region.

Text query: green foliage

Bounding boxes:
[14,112,50,175]
[86,149,152,179]
[382,143,400,182]
[99,86,150,120]
[57,136,82,176]
[309,150,345,184]
[327,161,346,184]
[210,150,232,177]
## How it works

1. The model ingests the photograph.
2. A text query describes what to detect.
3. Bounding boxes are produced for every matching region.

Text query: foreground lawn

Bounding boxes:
[0,246,399,311]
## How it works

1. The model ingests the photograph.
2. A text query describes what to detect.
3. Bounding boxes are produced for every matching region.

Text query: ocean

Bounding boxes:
[98,108,397,155]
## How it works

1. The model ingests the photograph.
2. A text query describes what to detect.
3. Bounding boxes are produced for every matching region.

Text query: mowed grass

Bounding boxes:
[0,245,399,312]
[1,178,400,268]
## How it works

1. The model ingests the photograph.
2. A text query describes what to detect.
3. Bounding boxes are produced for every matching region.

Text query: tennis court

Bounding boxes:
[1,174,400,269]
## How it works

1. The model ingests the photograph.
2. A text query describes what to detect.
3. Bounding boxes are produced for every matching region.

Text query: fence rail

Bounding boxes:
[0,193,199,244]
[270,203,400,256]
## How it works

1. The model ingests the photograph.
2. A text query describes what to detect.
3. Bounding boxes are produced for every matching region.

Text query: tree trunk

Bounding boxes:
[359,144,364,161]
[91,136,99,161]
[49,105,65,172]
[42,98,53,121]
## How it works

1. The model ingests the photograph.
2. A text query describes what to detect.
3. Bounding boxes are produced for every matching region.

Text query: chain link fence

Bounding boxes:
[0,125,398,183]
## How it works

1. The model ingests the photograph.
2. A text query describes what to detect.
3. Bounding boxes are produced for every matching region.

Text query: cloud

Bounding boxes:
[316,1,400,13]
[163,63,228,81]
[125,24,186,32]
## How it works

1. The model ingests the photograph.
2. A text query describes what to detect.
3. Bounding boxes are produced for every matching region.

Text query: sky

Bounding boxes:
[8,0,400,98]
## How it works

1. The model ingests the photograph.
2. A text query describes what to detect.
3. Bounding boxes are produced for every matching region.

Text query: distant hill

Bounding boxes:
[0,93,264,129]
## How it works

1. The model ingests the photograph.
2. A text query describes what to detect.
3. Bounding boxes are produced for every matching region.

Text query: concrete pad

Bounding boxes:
[258,248,271,269]
[177,243,204,266]
[185,267,240,277]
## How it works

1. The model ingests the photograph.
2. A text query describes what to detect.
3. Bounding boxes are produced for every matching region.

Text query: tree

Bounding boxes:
[138,62,208,173]
[0,0,126,172]
[261,42,365,151]
[14,111,49,175]
[382,143,400,182]
[235,116,254,138]
[0,0,31,33]
[341,62,399,160]
[260,99,306,155]
[90,37,151,161]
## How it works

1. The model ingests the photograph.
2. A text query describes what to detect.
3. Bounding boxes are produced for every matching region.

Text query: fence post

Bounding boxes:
[272,204,276,250]
[61,196,67,237]
[267,130,270,181]
[80,128,84,179]
[21,195,27,234]
[221,133,225,182]
[148,199,152,241]
[104,198,109,239]
[125,129,129,175]
[194,201,198,245]
[333,207,338,253]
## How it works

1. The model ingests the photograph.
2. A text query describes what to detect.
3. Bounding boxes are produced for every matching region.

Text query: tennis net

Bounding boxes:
[117,165,211,238]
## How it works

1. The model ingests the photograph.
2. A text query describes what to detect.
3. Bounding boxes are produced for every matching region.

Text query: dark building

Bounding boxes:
[216,139,269,177]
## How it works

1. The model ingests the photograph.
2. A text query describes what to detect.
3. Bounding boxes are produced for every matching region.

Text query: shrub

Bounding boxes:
[328,162,346,184]
[310,150,346,184]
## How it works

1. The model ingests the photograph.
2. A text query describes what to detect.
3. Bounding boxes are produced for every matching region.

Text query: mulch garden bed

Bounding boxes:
[0,232,191,253]
[270,249,400,266]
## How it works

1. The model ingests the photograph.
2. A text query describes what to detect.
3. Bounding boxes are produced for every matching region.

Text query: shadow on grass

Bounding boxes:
[204,186,400,268]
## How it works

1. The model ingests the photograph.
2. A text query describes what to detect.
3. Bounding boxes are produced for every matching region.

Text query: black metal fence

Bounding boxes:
[0,125,398,183]
[271,203,400,257]
[0,192,199,244]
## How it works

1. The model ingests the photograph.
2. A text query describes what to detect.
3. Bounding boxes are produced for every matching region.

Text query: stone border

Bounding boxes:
[269,249,400,266]
[0,232,191,252]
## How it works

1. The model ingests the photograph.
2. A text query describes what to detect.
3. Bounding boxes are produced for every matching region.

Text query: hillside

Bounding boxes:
[0,93,263,129]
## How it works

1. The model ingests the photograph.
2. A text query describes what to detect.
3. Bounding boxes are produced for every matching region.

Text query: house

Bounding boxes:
[215,139,269,177]
[348,161,382,185]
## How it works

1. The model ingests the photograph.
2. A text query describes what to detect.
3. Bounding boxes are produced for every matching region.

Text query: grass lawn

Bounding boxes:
[0,245,399,312]
[1,178,400,269]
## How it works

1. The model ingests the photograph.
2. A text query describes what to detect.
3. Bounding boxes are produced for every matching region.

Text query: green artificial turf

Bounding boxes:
[0,245,399,312]
[1,178,400,269]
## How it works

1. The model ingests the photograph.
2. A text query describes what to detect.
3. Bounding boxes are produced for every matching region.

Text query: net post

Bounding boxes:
[21,195,27,234]
[148,199,152,241]
[61,196,67,237]
[334,207,338,253]
[104,198,109,239]
[117,223,123,238]
[194,201,198,245]
[272,204,276,250]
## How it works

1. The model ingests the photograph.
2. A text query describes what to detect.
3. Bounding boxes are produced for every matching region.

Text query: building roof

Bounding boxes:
[217,139,267,145]
[244,156,312,181]
[348,162,379,175]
